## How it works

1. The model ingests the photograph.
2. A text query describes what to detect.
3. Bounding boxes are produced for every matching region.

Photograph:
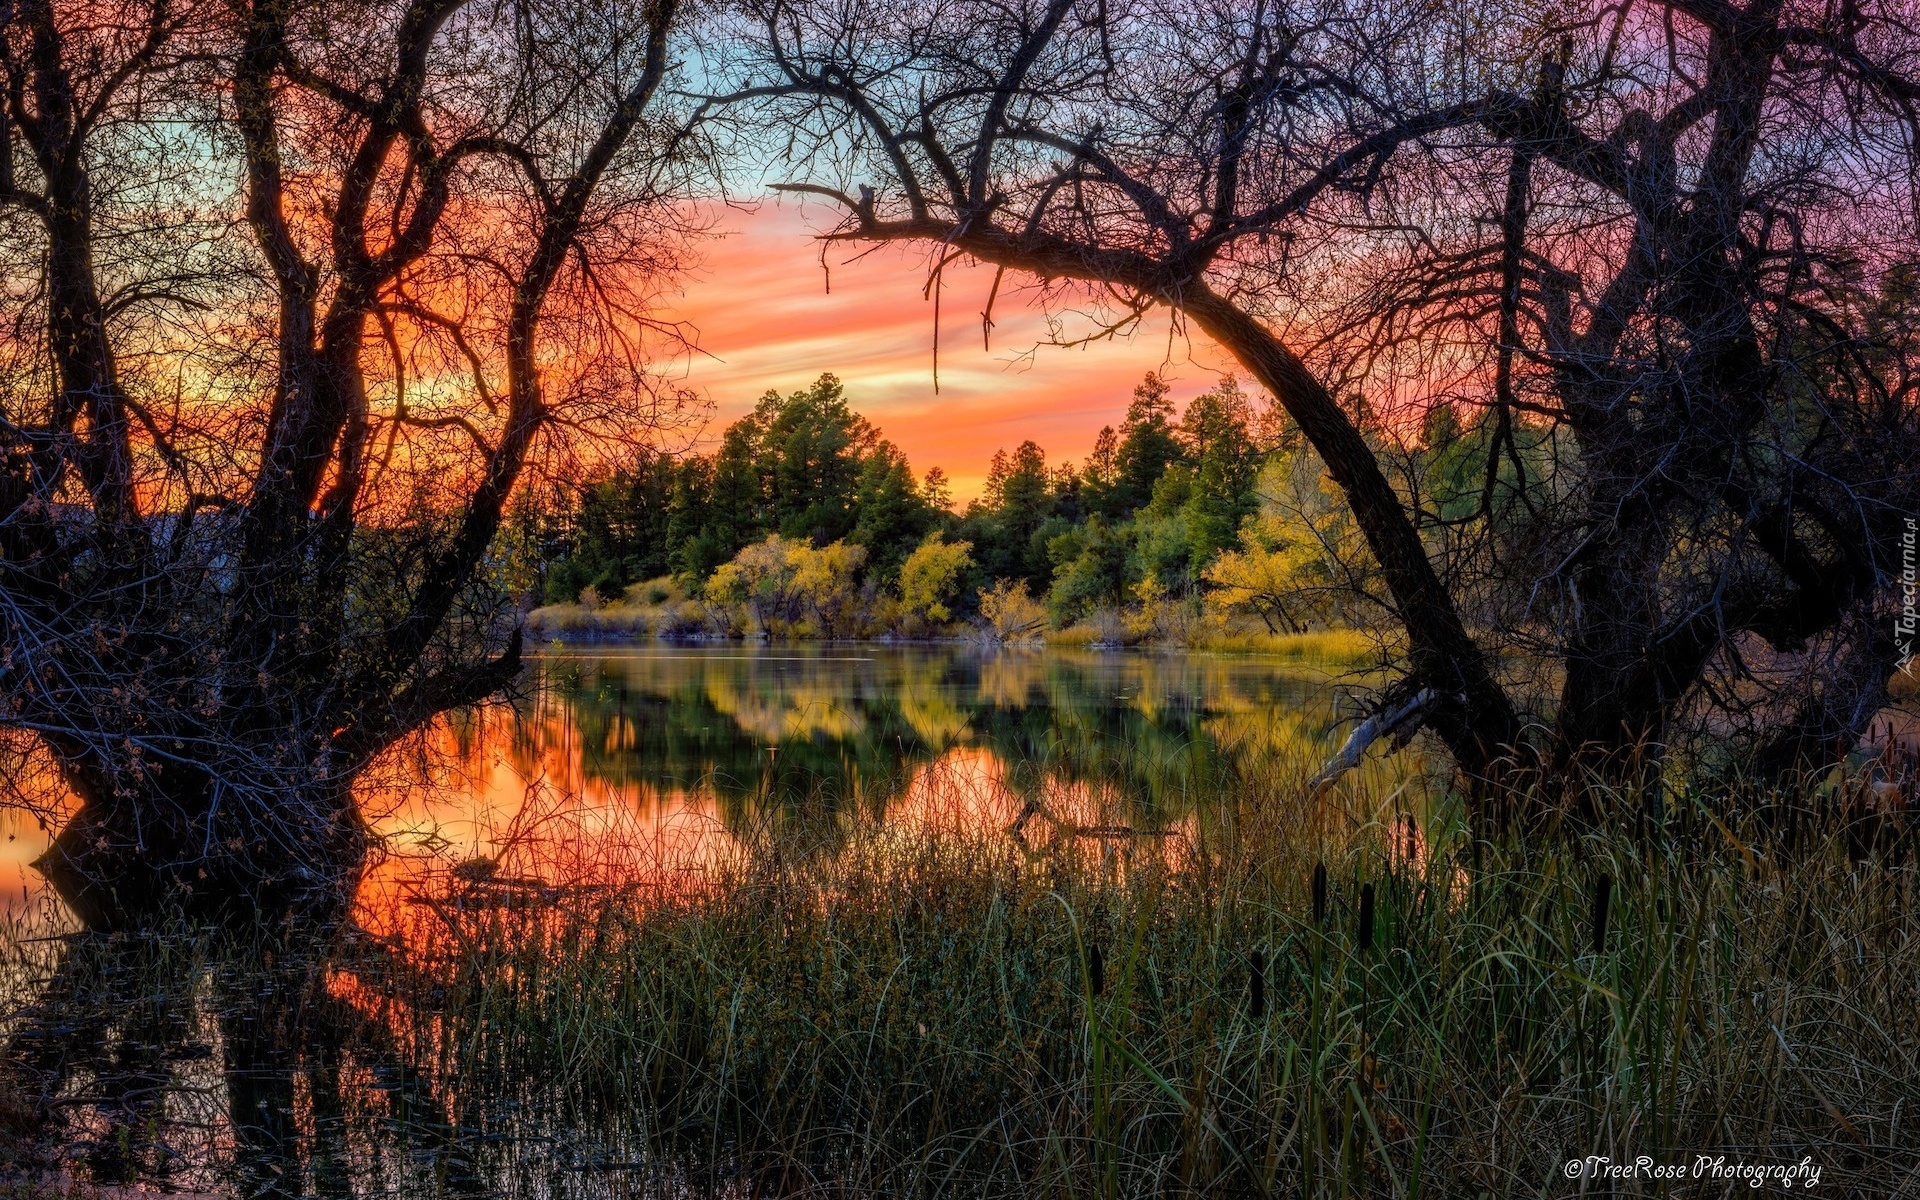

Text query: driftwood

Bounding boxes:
[1309,688,1441,798]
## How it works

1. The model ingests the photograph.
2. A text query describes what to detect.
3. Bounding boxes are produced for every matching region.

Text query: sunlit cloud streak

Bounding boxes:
[661,201,1238,502]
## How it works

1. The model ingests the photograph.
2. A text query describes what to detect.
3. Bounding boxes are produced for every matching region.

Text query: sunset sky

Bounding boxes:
[660,200,1239,503]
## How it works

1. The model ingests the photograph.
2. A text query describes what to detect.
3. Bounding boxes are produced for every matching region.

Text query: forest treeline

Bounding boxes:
[518,371,1526,643]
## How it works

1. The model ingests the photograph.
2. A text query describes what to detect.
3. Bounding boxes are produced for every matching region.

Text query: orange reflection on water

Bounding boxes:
[7,647,1343,932]
[0,808,59,919]
[0,754,75,925]
[350,716,1202,950]
[889,746,1198,878]
[351,703,741,941]
[889,747,1024,836]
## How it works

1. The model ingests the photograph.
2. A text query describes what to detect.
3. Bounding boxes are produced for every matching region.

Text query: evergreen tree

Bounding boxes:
[851,442,936,580]
[1081,425,1120,511]
[756,374,876,543]
[1177,378,1264,572]
[1047,515,1136,622]
[1133,464,1198,590]
[921,466,954,513]
[966,440,1055,590]
[1107,373,1185,516]
[666,457,722,582]
[703,419,765,562]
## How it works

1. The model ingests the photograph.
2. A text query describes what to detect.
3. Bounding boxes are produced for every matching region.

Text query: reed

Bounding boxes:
[350,768,1920,1196]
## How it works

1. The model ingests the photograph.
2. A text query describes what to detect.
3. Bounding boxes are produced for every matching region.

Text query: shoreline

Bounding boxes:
[524,604,1385,664]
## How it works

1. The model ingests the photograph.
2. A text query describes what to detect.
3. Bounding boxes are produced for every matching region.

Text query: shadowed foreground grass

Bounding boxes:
[359,776,1920,1197]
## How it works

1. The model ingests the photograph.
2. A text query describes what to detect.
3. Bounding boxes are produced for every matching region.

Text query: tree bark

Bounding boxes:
[33,771,366,931]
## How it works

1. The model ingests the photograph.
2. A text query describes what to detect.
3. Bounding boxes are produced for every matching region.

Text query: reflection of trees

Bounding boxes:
[974,654,1342,824]
[515,649,1349,837]
[2,934,196,1187]
[1,929,486,1198]
[524,656,940,843]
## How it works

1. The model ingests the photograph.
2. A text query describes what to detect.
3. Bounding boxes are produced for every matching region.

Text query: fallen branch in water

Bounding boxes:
[1310,688,1442,798]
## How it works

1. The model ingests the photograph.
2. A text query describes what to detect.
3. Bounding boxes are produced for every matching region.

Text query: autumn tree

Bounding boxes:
[1206,452,1368,633]
[896,531,974,624]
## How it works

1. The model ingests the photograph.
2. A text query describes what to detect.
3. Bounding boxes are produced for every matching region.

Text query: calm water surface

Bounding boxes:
[365,643,1357,889]
[0,644,1375,1195]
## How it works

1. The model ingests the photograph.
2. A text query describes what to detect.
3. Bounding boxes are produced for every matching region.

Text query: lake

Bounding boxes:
[0,643,1408,1194]
[1,645,1379,925]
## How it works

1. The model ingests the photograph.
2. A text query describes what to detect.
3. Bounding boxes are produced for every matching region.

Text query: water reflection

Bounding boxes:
[519,645,1335,825]
[3,928,495,1197]
[0,645,1375,1194]
[346,646,1361,923]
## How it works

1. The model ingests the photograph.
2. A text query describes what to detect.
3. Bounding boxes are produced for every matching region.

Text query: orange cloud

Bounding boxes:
[659,201,1239,503]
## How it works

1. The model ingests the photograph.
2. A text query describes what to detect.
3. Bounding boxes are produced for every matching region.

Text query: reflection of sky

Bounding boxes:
[0,807,60,919]
[665,200,1239,502]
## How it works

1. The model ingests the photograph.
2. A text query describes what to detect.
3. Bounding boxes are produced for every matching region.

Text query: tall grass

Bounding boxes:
[354,769,1920,1196]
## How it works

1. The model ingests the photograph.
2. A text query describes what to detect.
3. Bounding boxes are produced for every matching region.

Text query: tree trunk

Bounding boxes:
[1179,284,1522,787]
[33,749,366,930]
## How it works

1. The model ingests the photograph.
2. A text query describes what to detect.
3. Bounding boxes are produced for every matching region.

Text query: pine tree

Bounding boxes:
[1109,373,1185,516]
[757,374,876,543]
[851,443,934,580]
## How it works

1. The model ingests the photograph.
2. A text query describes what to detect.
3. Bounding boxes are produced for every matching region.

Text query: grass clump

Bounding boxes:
[363,783,1920,1196]
[526,577,711,640]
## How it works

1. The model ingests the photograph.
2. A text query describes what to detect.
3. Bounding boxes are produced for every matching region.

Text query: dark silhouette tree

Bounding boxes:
[0,0,699,923]
[723,0,1920,810]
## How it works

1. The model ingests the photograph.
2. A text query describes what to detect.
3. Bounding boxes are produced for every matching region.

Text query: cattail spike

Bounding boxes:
[1248,949,1266,1019]
[1088,942,1105,997]
[1312,861,1328,925]
[1358,882,1376,952]
[1591,873,1613,956]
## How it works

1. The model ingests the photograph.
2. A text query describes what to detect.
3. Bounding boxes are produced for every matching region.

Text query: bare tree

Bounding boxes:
[720,0,1920,814]
[0,0,699,924]
[1358,0,1920,797]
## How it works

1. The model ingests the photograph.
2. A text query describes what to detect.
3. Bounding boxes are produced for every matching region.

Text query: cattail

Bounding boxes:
[1248,949,1266,1019]
[1088,942,1105,997]
[1312,861,1328,925]
[1357,882,1375,952]
[1590,873,1613,956]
